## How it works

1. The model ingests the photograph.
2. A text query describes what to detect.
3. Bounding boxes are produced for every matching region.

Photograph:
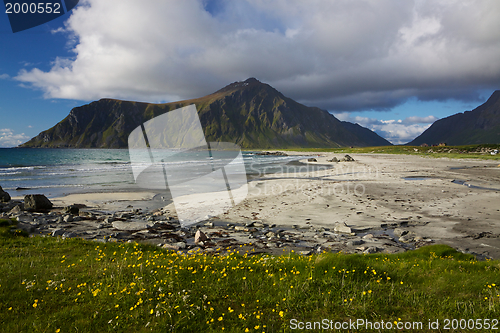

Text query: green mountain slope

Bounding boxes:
[20,78,391,148]
[408,91,500,146]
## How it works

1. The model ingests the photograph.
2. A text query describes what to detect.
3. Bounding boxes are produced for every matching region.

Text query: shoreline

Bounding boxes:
[2,152,500,258]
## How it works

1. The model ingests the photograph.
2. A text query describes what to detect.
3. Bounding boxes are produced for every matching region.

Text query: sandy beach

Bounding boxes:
[9,152,499,258]
[213,152,500,257]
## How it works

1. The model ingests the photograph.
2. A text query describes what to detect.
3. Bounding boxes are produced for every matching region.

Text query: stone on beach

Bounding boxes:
[63,205,80,215]
[24,194,53,211]
[334,222,352,234]
[112,221,153,232]
[341,154,354,162]
[162,242,187,250]
[0,186,11,203]
[195,230,209,244]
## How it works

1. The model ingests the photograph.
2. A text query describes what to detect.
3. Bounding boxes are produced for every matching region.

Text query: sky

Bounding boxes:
[1,0,500,147]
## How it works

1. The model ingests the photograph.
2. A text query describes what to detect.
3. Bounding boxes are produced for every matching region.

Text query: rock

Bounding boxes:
[334,222,352,234]
[363,247,378,254]
[393,228,408,237]
[195,230,209,244]
[327,157,339,162]
[63,205,80,215]
[8,205,23,214]
[265,231,276,238]
[24,194,53,211]
[17,214,34,223]
[111,232,132,240]
[299,250,312,256]
[341,155,354,162]
[362,233,374,239]
[0,186,11,203]
[399,234,415,243]
[63,215,73,223]
[307,158,317,162]
[348,239,364,246]
[162,242,186,250]
[51,229,65,237]
[112,221,153,231]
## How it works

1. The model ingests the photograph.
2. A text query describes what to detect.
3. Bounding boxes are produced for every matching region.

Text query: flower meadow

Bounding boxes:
[1,221,500,332]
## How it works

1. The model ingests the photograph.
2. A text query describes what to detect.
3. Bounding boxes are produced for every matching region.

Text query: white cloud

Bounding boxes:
[402,115,438,125]
[0,128,30,148]
[14,0,500,110]
[335,114,439,144]
[0,74,9,79]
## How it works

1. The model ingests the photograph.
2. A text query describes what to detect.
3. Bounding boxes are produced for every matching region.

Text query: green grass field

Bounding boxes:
[1,219,500,332]
[275,143,500,161]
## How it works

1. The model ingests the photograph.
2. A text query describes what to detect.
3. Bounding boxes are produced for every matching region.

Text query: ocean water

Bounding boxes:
[0,148,306,198]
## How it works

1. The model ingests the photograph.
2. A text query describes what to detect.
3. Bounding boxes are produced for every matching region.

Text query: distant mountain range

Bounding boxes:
[21,78,391,149]
[408,90,500,146]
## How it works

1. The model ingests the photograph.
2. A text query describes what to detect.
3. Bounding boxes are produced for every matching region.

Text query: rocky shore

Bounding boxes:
[1,193,433,257]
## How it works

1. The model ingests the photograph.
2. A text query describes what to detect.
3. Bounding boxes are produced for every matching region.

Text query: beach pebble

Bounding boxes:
[334,222,352,234]
[399,233,415,243]
[17,214,34,223]
[348,239,364,246]
[363,247,378,254]
[112,221,153,231]
[393,228,408,237]
[8,204,22,214]
[63,205,80,215]
[195,230,209,244]
[162,242,186,250]
[51,229,65,237]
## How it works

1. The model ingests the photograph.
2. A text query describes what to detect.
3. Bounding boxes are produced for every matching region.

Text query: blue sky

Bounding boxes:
[1,0,500,147]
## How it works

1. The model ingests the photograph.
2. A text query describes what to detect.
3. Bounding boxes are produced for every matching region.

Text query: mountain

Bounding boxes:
[20,78,391,149]
[408,91,500,146]
[340,121,391,147]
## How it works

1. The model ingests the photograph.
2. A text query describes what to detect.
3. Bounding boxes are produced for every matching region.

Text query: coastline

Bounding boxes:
[3,152,500,258]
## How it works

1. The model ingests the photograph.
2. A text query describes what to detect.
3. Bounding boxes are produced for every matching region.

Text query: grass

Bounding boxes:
[1,219,500,332]
[271,143,500,160]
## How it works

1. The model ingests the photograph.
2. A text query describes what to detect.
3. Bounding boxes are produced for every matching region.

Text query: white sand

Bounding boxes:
[221,153,500,257]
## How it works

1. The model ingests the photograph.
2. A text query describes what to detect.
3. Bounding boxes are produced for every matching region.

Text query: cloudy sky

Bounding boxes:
[1,0,500,147]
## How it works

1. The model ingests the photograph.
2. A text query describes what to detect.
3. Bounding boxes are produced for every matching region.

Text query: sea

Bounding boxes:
[0,148,308,199]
